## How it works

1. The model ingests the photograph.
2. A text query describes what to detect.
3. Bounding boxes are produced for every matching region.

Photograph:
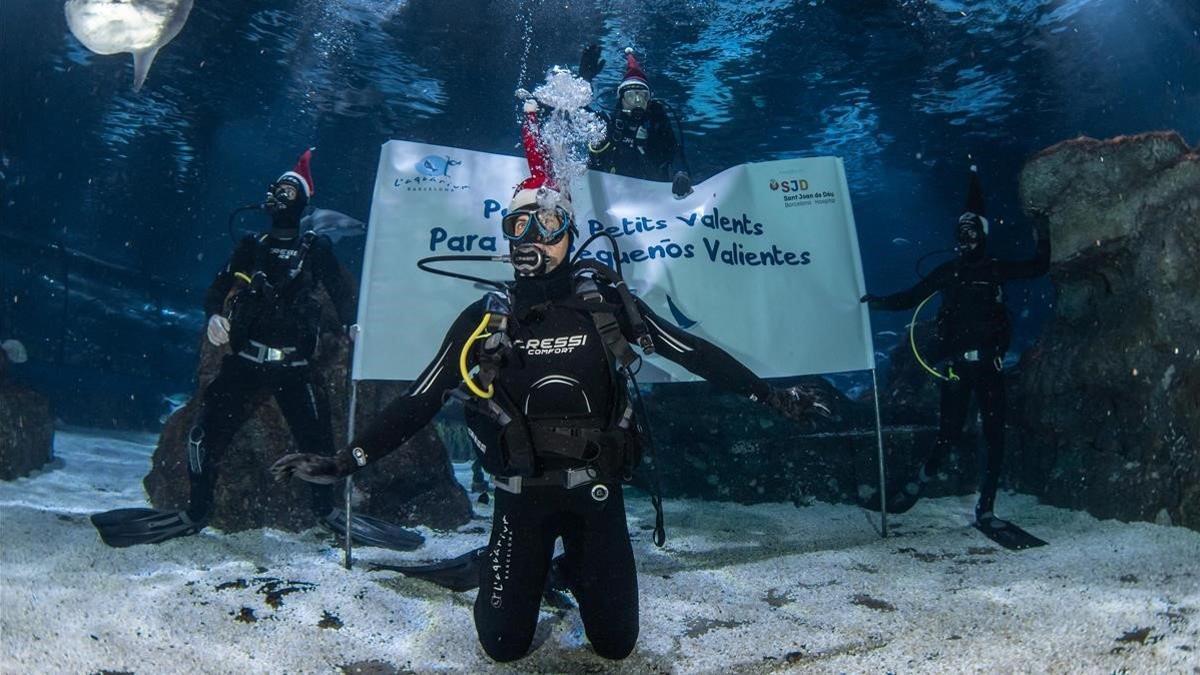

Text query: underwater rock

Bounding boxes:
[0,349,55,480]
[1012,131,1200,531]
[876,319,942,426]
[144,291,471,533]
[346,380,473,531]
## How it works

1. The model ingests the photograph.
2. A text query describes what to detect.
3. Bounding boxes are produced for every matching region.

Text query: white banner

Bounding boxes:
[353,140,874,382]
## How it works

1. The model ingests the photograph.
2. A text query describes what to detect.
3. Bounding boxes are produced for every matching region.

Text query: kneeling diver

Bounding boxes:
[272,103,830,662]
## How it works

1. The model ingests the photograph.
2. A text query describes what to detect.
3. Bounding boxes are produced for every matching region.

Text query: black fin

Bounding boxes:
[90,508,202,548]
[324,511,425,552]
[371,549,575,607]
[973,518,1048,550]
[370,546,486,592]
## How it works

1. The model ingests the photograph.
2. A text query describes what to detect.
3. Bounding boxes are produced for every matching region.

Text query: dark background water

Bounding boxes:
[2,0,1198,428]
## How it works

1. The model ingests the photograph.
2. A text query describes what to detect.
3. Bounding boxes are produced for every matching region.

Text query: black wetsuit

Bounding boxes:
[189,231,356,521]
[335,261,771,661]
[873,235,1050,516]
[589,102,685,181]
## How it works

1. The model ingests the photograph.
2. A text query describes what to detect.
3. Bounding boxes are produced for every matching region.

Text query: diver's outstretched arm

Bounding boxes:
[992,217,1051,280]
[579,44,605,83]
[272,301,484,483]
[624,296,829,419]
[862,262,951,311]
[629,296,770,400]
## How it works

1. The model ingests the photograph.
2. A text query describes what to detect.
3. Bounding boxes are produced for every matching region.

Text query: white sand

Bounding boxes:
[2,429,1197,673]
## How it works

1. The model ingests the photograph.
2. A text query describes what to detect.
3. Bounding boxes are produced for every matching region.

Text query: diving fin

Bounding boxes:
[973,516,1048,551]
[90,508,203,548]
[542,553,575,610]
[323,510,425,552]
[371,546,486,592]
[371,548,575,608]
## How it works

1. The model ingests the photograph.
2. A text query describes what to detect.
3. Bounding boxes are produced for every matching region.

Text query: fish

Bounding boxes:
[1,339,28,364]
[64,0,194,91]
[892,237,912,246]
[159,392,190,424]
[300,208,367,242]
[875,330,899,338]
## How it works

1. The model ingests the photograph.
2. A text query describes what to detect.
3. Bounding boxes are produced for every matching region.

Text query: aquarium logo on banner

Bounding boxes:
[356,140,874,383]
[392,154,470,192]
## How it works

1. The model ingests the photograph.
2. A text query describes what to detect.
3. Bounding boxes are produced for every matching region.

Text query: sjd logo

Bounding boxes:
[776,178,808,193]
[416,155,462,177]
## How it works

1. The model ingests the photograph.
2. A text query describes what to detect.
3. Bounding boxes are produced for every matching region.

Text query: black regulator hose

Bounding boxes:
[571,230,625,279]
[226,204,266,244]
[416,254,511,291]
[418,229,627,294]
[915,247,956,280]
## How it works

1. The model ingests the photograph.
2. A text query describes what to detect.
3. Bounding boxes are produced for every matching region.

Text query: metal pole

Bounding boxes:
[344,380,358,570]
[871,368,888,538]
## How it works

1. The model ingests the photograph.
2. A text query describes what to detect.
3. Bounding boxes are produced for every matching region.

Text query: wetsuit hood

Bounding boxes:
[511,257,574,319]
[956,212,988,262]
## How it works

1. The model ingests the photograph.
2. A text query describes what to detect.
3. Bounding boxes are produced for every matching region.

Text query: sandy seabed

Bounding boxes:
[1,429,1197,674]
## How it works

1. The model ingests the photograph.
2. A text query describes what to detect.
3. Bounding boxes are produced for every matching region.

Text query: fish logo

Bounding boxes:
[666,294,698,329]
[416,155,462,177]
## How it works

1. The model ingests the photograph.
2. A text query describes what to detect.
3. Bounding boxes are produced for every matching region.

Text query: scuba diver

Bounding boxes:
[92,151,418,551]
[579,45,693,199]
[271,102,830,662]
[859,166,1050,549]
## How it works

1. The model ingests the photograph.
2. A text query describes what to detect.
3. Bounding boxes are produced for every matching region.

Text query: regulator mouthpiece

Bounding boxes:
[510,244,547,277]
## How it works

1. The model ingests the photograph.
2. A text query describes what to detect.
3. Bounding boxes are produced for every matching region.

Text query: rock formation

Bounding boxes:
[1012,131,1199,530]
[0,348,55,480]
[145,299,472,533]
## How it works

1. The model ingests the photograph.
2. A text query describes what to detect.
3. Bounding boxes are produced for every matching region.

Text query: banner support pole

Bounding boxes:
[871,368,888,538]
[343,379,358,570]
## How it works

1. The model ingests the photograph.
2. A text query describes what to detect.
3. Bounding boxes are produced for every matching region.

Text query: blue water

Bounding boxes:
[2,0,1198,425]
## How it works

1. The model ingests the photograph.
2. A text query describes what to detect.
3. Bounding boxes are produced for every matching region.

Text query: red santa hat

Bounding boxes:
[278,147,315,198]
[617,47,650,95]
[510,101,570,213]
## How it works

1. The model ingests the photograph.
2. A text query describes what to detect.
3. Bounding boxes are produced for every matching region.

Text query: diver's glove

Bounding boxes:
[859,294,885,310]
[579,44,605,82]
[206,315,231,346]
[766,385,833,423]
[672,171,693,199]
[271,453,344,485]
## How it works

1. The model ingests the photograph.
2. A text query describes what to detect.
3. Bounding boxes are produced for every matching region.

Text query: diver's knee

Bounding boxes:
[589,627,638,660]
[477,630,533,663]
